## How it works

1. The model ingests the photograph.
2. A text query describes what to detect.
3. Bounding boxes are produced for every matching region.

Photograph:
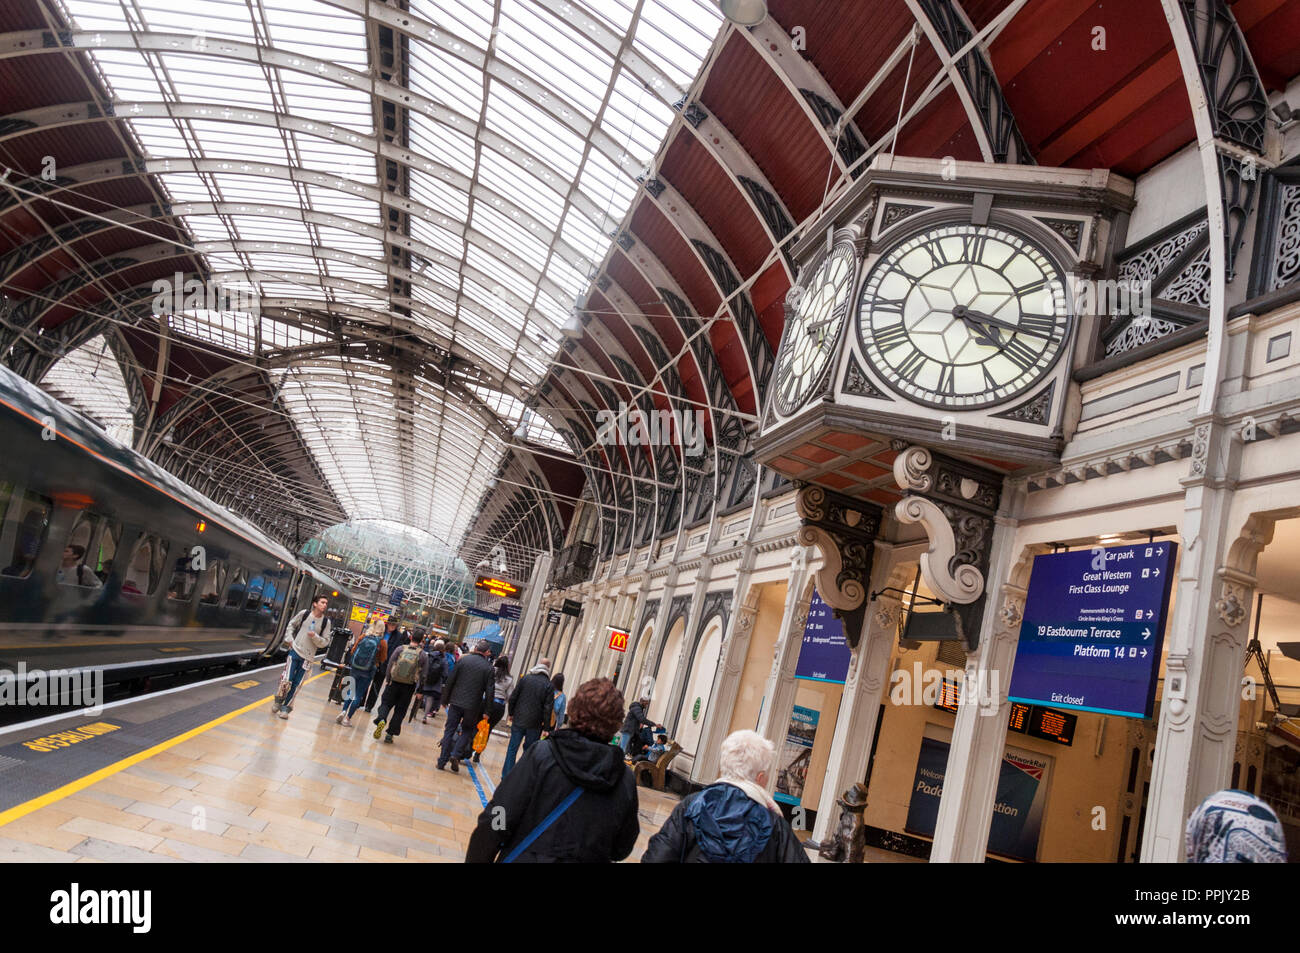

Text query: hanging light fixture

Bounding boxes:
[716,0,767,26]
[561,307,585,338]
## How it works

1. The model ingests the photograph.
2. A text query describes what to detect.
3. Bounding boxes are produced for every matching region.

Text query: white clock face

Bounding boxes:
[856,223,1071,409]
[773,243,856,416]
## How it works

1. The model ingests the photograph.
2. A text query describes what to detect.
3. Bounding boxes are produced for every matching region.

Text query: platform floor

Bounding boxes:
[0,667,682,862]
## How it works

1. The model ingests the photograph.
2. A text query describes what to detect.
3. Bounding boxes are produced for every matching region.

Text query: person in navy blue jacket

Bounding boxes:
[641,730,809,864]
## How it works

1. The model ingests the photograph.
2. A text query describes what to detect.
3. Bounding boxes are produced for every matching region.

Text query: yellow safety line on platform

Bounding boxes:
[0,670,329,829]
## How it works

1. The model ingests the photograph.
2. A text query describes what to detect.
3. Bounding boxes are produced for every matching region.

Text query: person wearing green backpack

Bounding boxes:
[372,637,423,744]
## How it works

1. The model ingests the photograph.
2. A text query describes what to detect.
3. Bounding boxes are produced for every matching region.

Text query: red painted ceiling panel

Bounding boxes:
[766,0,917,110]
[1239,0,1300,90]
[701,32,835,222]
[750,259,792,355]
[658,130,771,278]
[629,200,721,319]
[993,0,1191,170]
[893,84,981,160]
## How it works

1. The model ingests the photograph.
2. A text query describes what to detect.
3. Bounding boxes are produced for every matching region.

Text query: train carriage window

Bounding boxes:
[95,521,120,582]
[244,574,265,612]
[198,560,226,604]
[59,512,105,589]
[122,534,169,596]
[224,567,248,608]
[167,551,199,603]
[0,486,52,579]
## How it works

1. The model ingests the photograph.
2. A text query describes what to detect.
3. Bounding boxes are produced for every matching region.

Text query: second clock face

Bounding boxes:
[856,223,1072,409]
[773,242,857,416]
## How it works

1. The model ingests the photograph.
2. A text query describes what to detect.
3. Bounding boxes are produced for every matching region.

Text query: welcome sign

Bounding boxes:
[905,732,1050,861]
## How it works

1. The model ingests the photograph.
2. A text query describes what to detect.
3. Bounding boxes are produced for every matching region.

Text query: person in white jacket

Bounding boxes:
[274,594,333,719]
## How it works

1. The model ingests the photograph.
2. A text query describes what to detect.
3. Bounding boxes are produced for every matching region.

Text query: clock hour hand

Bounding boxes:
[806,316,836,337]
[952,306,1004,348]
[952,305,1051,340]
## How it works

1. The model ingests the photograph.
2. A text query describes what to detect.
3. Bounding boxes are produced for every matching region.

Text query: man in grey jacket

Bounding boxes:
[274,594,333,718]
[436,640,496,772]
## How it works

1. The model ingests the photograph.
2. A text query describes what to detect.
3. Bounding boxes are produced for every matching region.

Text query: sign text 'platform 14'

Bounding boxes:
[1007,542,1177,719]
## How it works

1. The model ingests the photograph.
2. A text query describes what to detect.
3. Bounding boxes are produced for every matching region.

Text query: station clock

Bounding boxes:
[772,241,857,416]
[856,223,1072,410]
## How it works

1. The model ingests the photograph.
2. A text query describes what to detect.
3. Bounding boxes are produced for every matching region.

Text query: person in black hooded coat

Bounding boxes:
[642,729,810,864]
[466,677,638,863]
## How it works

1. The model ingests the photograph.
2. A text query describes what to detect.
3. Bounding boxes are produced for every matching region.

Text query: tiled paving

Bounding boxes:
[0,673,682,862]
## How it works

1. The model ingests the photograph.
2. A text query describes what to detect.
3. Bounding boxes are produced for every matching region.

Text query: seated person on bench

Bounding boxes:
[637,728,669,764]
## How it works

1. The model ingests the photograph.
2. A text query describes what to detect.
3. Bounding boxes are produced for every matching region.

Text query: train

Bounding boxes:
[0,360,353,689]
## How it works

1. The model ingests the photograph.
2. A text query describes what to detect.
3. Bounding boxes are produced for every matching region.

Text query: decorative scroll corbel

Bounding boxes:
[794,484,883,648]
[892,444,1002,649]
[894,495,985,603]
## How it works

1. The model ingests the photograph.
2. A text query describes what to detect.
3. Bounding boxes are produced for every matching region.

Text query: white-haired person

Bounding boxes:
[641,729,810,863]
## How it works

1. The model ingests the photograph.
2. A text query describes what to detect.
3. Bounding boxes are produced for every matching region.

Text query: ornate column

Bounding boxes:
[1141,424,1257,861]
[571,584,616,685]
[813,541,912,842]
[1138,0,1267,860]
[756,546,815,767]
[693,586,758,781]
[663,562,714,738]
[930,484,1033,863]
[634,569,679,703]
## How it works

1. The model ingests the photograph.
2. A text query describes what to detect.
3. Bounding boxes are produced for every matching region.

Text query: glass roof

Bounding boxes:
[59,0,722,545]
[39,334,135,446]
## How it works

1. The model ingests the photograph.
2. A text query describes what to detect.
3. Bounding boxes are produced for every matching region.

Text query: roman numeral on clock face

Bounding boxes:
[873,320,910,354]
[1016,312,1058,339]
[1002,336,1041,372]
[1014,276,1049,298]
[937,364,957,396]
[895,348,927,382]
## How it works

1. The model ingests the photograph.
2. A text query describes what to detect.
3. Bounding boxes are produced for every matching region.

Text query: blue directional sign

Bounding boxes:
[1007,542,1177,718]
[466,607,498,621]
[795,590,851,683]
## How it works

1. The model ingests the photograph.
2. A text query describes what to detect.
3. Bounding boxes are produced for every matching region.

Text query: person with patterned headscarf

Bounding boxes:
[1185,789,1288,863]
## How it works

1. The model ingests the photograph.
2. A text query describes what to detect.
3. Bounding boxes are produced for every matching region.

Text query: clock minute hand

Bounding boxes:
[952,305,1050,340]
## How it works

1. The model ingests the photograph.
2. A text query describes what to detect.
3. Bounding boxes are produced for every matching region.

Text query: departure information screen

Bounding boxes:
[935,681,1075,746]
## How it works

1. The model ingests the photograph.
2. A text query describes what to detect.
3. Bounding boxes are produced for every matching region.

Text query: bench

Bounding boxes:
[632,742,683,791]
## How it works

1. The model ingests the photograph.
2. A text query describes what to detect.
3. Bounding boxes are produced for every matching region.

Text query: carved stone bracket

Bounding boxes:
[794,484,883,648]
[892,445,1003,649]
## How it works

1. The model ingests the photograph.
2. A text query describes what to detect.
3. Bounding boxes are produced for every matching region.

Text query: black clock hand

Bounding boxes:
[953,305,1051,340]
[952,307,1004,348]
[806,315,836,336]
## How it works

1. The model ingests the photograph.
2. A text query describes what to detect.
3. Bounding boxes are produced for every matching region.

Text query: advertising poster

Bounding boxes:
[774,705,819,806]
[1008,542,1177,718]
[904,732,1051,861]
[794,590,852,683]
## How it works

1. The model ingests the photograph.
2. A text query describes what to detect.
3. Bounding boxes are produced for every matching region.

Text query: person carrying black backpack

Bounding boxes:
[418,638,449,723]
[337,622,386,728]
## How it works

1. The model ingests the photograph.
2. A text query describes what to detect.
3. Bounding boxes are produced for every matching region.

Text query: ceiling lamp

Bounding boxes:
[561,308,585,338]
[717,0,767,26]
